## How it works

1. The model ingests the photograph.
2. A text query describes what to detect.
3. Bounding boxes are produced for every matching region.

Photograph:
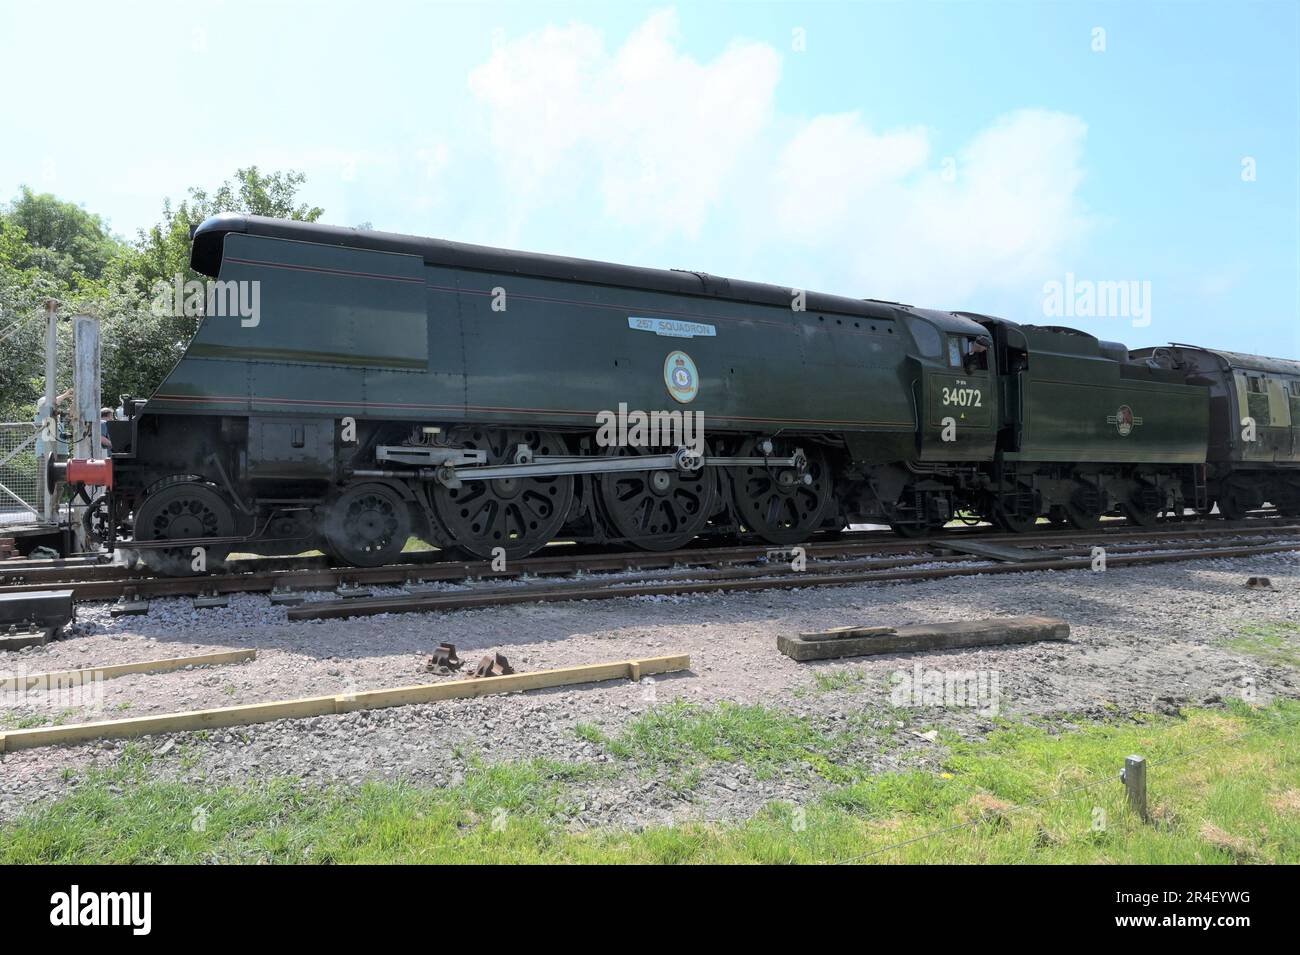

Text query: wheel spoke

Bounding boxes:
[729,440,831,545]
[433,428,574,560]
[133,482,237,576]
[323,483,410,567]
[598,446,716,551]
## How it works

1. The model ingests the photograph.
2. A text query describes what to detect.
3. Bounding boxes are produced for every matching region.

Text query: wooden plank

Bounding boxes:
[0,654,690,753]
[1,649,257,693]
[778,616,1069,661]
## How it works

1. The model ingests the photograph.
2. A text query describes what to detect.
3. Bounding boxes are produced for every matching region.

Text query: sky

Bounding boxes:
[2,0,1297,357]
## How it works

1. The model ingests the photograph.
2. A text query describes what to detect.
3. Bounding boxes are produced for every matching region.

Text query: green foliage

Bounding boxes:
[0,168,323,419]
[125,166,324,295]
[1,186,123,284]
[3,702,1297,864]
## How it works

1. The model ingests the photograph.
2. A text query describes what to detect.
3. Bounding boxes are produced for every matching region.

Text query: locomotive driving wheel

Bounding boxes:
[728,439,833,546]
[322,482,411,567]
[597,445,717,551]
[133,481,236,575]
[431,428,574,561]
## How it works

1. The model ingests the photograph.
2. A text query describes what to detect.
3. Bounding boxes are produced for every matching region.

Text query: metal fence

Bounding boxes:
[0,422,43,523]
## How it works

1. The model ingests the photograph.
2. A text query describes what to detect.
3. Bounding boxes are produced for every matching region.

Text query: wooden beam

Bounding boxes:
[1,649,257,693]
[0,654,690,753]
[778,616,1069,661]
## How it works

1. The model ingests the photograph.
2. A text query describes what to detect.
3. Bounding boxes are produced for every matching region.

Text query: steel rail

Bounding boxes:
[286,539,1300,621]
[1,521,1297,602]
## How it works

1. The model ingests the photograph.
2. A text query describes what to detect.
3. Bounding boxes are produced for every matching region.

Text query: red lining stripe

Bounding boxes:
[221,256,898,340]
[149,393,910,428]
[224,256,424,284]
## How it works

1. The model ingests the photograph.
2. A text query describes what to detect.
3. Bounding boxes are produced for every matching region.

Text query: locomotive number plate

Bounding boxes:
[928,374,991,428]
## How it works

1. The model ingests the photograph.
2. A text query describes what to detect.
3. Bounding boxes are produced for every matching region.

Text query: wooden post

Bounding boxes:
[1122,754,1148,822]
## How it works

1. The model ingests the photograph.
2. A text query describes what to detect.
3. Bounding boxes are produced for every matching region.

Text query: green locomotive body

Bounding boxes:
[974,320,1210,529]
[99,215,1294,570]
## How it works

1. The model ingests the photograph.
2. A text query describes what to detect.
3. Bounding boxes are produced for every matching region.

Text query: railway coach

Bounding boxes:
[1130,344,1300,519]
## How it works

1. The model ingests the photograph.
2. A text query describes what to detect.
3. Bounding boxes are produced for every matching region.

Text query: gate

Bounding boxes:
[0,422,44,523]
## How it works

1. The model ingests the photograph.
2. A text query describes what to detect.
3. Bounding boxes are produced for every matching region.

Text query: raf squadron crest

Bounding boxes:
[664,350,699,403]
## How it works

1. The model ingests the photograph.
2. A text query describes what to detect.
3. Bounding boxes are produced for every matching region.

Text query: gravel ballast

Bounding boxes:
[1,550,1296,829]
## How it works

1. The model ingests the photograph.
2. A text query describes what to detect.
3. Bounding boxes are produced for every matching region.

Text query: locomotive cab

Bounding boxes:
[900,308,997,463]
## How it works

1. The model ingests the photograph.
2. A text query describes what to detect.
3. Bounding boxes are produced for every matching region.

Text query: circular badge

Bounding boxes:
[1115,405,1134,436]
[664,350,699,403]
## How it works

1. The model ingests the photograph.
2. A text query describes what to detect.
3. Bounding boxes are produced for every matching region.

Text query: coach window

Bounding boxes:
[1247,376,1265,394]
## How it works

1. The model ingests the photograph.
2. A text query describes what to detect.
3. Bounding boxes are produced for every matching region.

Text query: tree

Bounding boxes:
[0,168,327,419]
[126,166,324,293]
[0,186,125,286]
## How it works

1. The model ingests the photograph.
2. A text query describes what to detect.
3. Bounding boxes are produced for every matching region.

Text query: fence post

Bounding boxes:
[1121,754,1148,822]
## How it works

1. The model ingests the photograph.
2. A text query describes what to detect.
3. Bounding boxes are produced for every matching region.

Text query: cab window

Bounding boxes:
[948,335,990,372]
[947,336,963,368]
[905,317,944,359]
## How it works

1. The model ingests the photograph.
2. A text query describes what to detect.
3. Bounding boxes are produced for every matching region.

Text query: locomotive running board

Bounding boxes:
[357,448,808,487]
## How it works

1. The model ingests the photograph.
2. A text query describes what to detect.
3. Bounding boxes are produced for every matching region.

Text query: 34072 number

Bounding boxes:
[941,387,983,408]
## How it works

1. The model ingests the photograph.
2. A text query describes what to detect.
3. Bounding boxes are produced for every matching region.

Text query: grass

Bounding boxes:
[576,700,869,783]
[0,708,77,730]
[1223,620,1300,669]
[811,667,868,694]
[2,700,1298,863]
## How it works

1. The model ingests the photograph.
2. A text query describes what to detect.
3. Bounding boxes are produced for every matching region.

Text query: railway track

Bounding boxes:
[1,518,1296,608]
[286,537,1300,621]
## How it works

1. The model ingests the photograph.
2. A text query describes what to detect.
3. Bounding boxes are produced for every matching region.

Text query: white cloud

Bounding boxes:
[468,9,781,239]
[466,9,1091,306]
[771,108,1091,304]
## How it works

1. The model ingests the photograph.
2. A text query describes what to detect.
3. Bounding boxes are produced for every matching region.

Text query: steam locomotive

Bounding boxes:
[83,215,1300,570]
